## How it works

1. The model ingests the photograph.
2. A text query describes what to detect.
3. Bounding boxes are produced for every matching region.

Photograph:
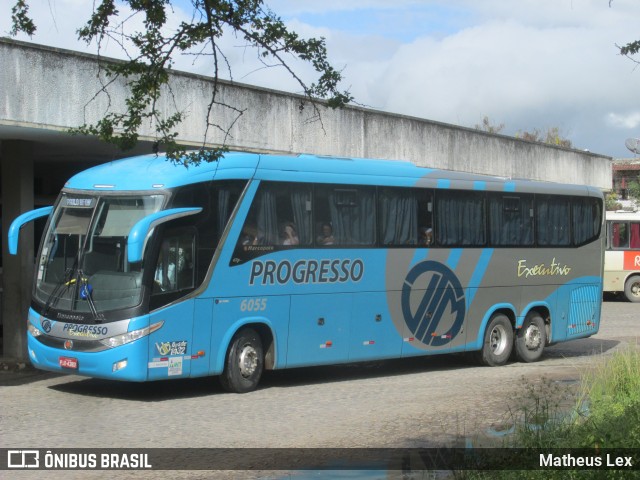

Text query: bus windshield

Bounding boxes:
[35,192,165,315]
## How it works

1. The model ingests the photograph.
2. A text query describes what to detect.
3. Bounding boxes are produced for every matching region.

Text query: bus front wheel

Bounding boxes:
[220,328,264,393]
[475,314,513,366]
[624,276,640,303]
[514,312,546,363]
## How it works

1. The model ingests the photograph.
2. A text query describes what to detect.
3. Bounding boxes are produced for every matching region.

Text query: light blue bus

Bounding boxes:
[9,152,604,392]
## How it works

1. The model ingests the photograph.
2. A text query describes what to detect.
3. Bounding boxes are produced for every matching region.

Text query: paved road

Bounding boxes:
[1,298,638,478]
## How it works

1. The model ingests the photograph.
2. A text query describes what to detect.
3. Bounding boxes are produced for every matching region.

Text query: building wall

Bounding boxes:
[1,38,612,189]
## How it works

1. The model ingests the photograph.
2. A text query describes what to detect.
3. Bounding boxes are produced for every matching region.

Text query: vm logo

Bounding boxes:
[401,261,466,347]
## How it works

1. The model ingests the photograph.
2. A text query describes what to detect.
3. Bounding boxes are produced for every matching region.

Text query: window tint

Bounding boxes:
[152,230,195,294]
[611,222,629,248]
[631,223,640,249]
[240,182,312,247]
[315,185,376,246]
[379,188,418,246]
[536,196,570,246]
[489,194,534,246]
[172,180,245,284]
[572,197,601,245]
[436,191,485,246]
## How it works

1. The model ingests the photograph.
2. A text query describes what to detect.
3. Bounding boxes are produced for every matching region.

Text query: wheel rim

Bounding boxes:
[523,323,542,351]
[631,281,640,297]
[489,324,508,356]
[238,344,258,378]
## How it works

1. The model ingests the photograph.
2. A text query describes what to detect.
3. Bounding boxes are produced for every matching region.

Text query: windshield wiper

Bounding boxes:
[42,263,78,317]
[77,269,101,322]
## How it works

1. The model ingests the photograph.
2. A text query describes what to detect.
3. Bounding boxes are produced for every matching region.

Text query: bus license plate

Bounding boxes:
[59,357,78,369]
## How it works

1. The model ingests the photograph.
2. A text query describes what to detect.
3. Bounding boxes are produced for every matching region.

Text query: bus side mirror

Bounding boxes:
[8,206,53,255]
[127,207,202,263]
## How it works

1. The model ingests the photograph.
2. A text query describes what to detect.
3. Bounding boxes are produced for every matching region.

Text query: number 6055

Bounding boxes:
[240,298,268,312]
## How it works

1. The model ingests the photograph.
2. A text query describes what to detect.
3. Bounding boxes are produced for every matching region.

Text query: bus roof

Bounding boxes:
[605,211,640,220]
[64,151,602,197]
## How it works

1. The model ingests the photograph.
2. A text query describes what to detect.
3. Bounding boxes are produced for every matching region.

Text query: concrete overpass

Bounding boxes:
[0,38,612,360]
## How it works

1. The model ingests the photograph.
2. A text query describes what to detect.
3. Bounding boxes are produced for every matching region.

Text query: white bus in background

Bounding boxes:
[604,211,640,302]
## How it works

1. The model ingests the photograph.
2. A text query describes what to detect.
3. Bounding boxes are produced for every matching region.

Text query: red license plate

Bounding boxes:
[59,356,78,369]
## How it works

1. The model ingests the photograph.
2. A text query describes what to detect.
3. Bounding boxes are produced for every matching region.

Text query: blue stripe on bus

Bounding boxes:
[437,179,451,189]
[466,248,494,308]
[409,249,429,269]
[504,182,516,192]
[447,249,463,270]
[473,181,486,191]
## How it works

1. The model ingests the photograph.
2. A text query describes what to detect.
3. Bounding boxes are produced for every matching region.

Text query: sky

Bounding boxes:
[2,0,640,159]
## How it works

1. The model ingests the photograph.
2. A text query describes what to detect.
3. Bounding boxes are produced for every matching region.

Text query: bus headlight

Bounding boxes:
[98,321,164,348]
[28,323,43,337]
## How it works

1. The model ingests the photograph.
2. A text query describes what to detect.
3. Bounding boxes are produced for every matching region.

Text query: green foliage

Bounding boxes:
[581,348,640,446]
[458,349,640,479]
[9,0,353,166]
[626,180,640,201]
[610,2,640,65]
[475,116,573,148]
[9,0,35,36]
[605,192,622,211]
[516,127,572,148]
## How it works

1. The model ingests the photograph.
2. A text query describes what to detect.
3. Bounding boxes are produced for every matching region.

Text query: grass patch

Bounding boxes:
[455,347,640,479]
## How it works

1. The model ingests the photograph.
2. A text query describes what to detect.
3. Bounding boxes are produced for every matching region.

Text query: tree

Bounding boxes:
[626,179,640,202]
[610,1,640,60]
[475,116,573,148]
[516,127,573,148]
[9,1,353,165]
[474,116,505,134]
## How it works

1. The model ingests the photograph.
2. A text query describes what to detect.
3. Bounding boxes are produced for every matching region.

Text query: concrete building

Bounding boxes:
[0,38,612,360]
[612,159,640,199]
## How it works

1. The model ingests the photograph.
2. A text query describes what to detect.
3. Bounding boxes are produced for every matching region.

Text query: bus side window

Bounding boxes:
[153,229,195,294]
[379,187,419,246]
[631,223,640,249]
[315,185,376,246]
[436,190,486,247]
[611,222,629,249]
[239,182,312,248]
[536,196,570,246]
[489,194,534,247]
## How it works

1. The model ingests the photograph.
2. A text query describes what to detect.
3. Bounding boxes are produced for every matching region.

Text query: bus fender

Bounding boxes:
[469,303,517,351]
[210,316,278,375]
[517,302,552,329]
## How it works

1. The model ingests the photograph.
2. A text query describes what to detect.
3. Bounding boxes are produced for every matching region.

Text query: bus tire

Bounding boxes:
[220,327,264,393]
[475,314,513,366]
[624,276,640,303]
[514,312,546,363]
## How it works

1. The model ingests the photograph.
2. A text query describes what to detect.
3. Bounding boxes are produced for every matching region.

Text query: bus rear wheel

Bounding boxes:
[624,276,640,303]
[475,314,513,366]
[220,327,264,393]
[514,312,546,363]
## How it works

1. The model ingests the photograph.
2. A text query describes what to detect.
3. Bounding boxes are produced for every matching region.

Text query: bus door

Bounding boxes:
[286,293,351,367]
[147,300,195,379]
[146,228,198,379]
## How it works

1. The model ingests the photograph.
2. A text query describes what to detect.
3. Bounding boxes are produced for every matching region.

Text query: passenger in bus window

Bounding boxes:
[419,227,434,246]
[317,222,335,245]
[240,224,260,246]
[281,222,299,246]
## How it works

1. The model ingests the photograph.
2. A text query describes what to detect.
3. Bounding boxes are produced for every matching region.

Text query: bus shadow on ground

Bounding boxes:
[543,337,619,360]
[46,337,619,401]
[47,354,471,401]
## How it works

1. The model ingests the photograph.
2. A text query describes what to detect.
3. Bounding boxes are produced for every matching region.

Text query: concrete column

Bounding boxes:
[1,140,35,361]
